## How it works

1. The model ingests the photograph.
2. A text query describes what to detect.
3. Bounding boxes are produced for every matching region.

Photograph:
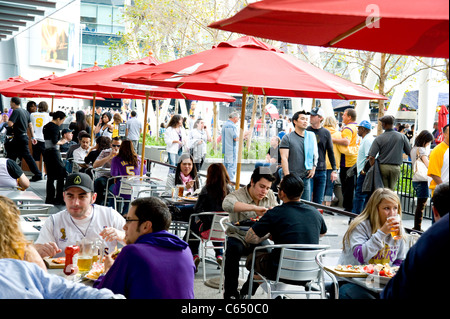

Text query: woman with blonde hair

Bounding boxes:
[0,196,46,270]
[111,112,124,138]
[337,188,408,299]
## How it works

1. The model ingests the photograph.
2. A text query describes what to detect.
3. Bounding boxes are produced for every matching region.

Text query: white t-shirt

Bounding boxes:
[30,112,50,142]
[442,148,449,184]
[35,204,125,257]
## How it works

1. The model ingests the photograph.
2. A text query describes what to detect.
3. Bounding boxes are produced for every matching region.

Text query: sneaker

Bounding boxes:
[216,255,223,267]
[193,255,200,273]
[30,175,43,182]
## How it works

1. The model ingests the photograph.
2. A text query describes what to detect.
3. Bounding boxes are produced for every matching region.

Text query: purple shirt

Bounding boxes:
[110,155,146,199]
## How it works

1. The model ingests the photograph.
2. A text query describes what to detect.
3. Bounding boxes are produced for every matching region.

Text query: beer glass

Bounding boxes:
[388,214,402,240]
[77,239,94,272]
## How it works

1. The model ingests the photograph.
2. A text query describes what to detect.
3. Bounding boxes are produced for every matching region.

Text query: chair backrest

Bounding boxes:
[205,213,229,242]
[18,204,54,215]
[276,244,330,282]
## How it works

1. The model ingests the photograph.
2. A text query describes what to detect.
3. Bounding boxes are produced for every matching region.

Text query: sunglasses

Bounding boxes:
[112,144,121,148]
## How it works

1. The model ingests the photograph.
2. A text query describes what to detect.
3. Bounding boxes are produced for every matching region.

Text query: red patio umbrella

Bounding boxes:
[48,56,235,175]
[117,36,386,186]
[0,76,29,90]
[209,0,449,59]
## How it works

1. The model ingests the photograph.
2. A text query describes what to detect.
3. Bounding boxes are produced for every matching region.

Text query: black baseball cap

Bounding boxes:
[64,173,94,192]
[61,128,73,135]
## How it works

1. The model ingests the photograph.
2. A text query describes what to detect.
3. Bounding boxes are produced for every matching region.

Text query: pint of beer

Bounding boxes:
[176,185,184,198]
[77,256,93,272]
[388,214,402,240]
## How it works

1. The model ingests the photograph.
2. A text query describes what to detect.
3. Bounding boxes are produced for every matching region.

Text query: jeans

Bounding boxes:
[224,153,237,182]
[279,169,311,201]
[340,166,355,212]
[323,169,335,202]
[352,173,369,215]
[310,169,327,204]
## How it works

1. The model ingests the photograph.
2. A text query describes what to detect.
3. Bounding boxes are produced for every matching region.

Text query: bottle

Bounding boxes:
[64,245,80,276]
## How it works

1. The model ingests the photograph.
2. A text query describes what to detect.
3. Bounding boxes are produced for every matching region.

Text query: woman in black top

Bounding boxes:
[69,110,91,143]
[188,163,233,271]
[43,111,67,205]
[83,136,111,178]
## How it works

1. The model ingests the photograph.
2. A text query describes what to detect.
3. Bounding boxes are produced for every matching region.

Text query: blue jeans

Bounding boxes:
[324,170,335,202]
[224,153,237,181]
[279,169,311,201]
[310,169,327,204]
[352,173,369,215]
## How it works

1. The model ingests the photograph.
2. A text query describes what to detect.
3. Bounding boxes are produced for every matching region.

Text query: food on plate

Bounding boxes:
[363,263,398,278]
[334,264,365,273]
[52,257,66,264]
[182,196,198,201]
[111,248,122,260]
[85,262,105,280]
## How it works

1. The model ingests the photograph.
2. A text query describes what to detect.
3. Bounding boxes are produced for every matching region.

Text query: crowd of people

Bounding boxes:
[0,96,448,300]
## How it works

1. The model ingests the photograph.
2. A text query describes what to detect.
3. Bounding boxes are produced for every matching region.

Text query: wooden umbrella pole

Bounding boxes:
[235,86,248,190]
[140,92,150,177]
[51,96,54,113]
[90,93,96,146]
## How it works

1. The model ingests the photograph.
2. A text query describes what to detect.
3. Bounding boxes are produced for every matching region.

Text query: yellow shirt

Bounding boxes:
[428,141,449,192]
[324,125,350,169]
[341,122,359,167]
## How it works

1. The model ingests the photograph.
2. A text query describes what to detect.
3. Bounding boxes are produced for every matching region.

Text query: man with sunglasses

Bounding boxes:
[93,137,122,205]
[34,173,125,259]
[94,197,195,299]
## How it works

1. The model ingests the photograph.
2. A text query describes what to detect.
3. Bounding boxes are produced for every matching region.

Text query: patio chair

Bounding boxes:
[17,203,55,215]
[246,244,330,299]
[186,212,229,282]
[104,175,134,214]
[315,249,341,299]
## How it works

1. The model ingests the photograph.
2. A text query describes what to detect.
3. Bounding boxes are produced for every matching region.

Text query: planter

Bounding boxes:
[143,145,166,162]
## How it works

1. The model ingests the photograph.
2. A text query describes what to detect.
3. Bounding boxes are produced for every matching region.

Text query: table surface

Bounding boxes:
[0,190,43,201]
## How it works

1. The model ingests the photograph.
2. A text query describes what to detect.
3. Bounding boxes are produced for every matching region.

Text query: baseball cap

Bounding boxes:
[357,120,372,130]
[310,107,325,117]
[61,128,73,135]
[379,115,395,125]
[64,173,94,192]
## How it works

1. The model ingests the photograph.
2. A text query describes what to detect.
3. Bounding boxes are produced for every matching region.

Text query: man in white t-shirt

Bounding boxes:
[30,102,50,170]
[34,173,125,258]
[125,111,142,152]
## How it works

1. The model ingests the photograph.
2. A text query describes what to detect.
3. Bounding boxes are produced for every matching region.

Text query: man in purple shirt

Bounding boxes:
[94,197,195,299]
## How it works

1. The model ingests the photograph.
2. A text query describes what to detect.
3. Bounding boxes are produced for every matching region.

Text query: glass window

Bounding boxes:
[96,45,111,65]
[98,5,112,26]
[81,3,97,18]
[82,44,96,63]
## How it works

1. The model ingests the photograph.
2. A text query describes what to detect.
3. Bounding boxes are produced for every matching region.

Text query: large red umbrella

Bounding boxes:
[118,36,386,186]
[436,105,449,144]
[0,76,29,90]
[0,73,104,109]
[209,0,449,59]
[48,56,235,175]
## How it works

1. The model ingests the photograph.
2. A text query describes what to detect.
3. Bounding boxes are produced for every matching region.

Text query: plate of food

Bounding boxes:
[44,257,66,269]
[325,264,368,278]
[180,196,198,202]
[363,263,399,284]
[85,262,105,281]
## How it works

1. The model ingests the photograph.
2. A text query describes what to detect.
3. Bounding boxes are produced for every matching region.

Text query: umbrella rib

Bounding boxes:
[329,17,382,46]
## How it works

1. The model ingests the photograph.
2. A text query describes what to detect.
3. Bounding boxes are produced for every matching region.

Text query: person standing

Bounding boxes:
[164,114,186,168]
[410,130,434,231]
[188,118,211,172]
[352,120,375,215]
[221,112,240,182]
[279,110,318,201]
[125,111,143,153]
[6,97,43,182]
[368,115,411,190]
[332,108,359,212]
[30,101,51,174]
[43,111,68,205]
[69,110,91,144]
[306,107,338,204]
[428,124,449,197]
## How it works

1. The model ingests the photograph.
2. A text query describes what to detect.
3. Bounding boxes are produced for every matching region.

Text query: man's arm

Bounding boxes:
[17,173,30,190]
[280,148,290,176]
[245,227,270,244]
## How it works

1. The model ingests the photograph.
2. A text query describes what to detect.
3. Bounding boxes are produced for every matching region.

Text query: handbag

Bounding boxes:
[413,153,428,181]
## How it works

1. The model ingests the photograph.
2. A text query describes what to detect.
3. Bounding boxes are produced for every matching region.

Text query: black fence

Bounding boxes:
[396,161,432,220]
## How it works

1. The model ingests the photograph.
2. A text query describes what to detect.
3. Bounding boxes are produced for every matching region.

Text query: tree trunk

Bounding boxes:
[377,53,387,136]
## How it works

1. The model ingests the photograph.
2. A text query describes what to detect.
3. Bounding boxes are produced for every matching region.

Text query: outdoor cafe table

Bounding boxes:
[122,177,166,200]
[0,190,43,204]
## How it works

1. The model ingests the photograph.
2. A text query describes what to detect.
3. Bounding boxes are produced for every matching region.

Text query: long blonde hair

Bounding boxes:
[0,196,28,259]
[342,188,402,248]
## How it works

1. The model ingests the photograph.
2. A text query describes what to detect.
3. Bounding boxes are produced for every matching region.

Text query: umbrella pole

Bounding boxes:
[51,96,54,113]
[235,87,248,190]
[90,93,96,146]
[140,92,150,177]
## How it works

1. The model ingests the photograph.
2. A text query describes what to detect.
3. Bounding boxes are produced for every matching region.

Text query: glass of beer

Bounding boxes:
[176,184,184,198]
[77,239,94,273]
[388,214,402,240]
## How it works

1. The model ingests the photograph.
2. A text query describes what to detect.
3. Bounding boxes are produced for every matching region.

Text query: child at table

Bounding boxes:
[336,188,408,299]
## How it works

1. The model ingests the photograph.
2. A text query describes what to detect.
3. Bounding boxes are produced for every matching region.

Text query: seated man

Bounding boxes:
[0,157,30,190]
[94,197,195,299]
[222,167,278,299]
[59,128,76,154]
[72,132,91,172]
[34,173,125,258]
[92,137,122,205]
[241,174,328,298]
